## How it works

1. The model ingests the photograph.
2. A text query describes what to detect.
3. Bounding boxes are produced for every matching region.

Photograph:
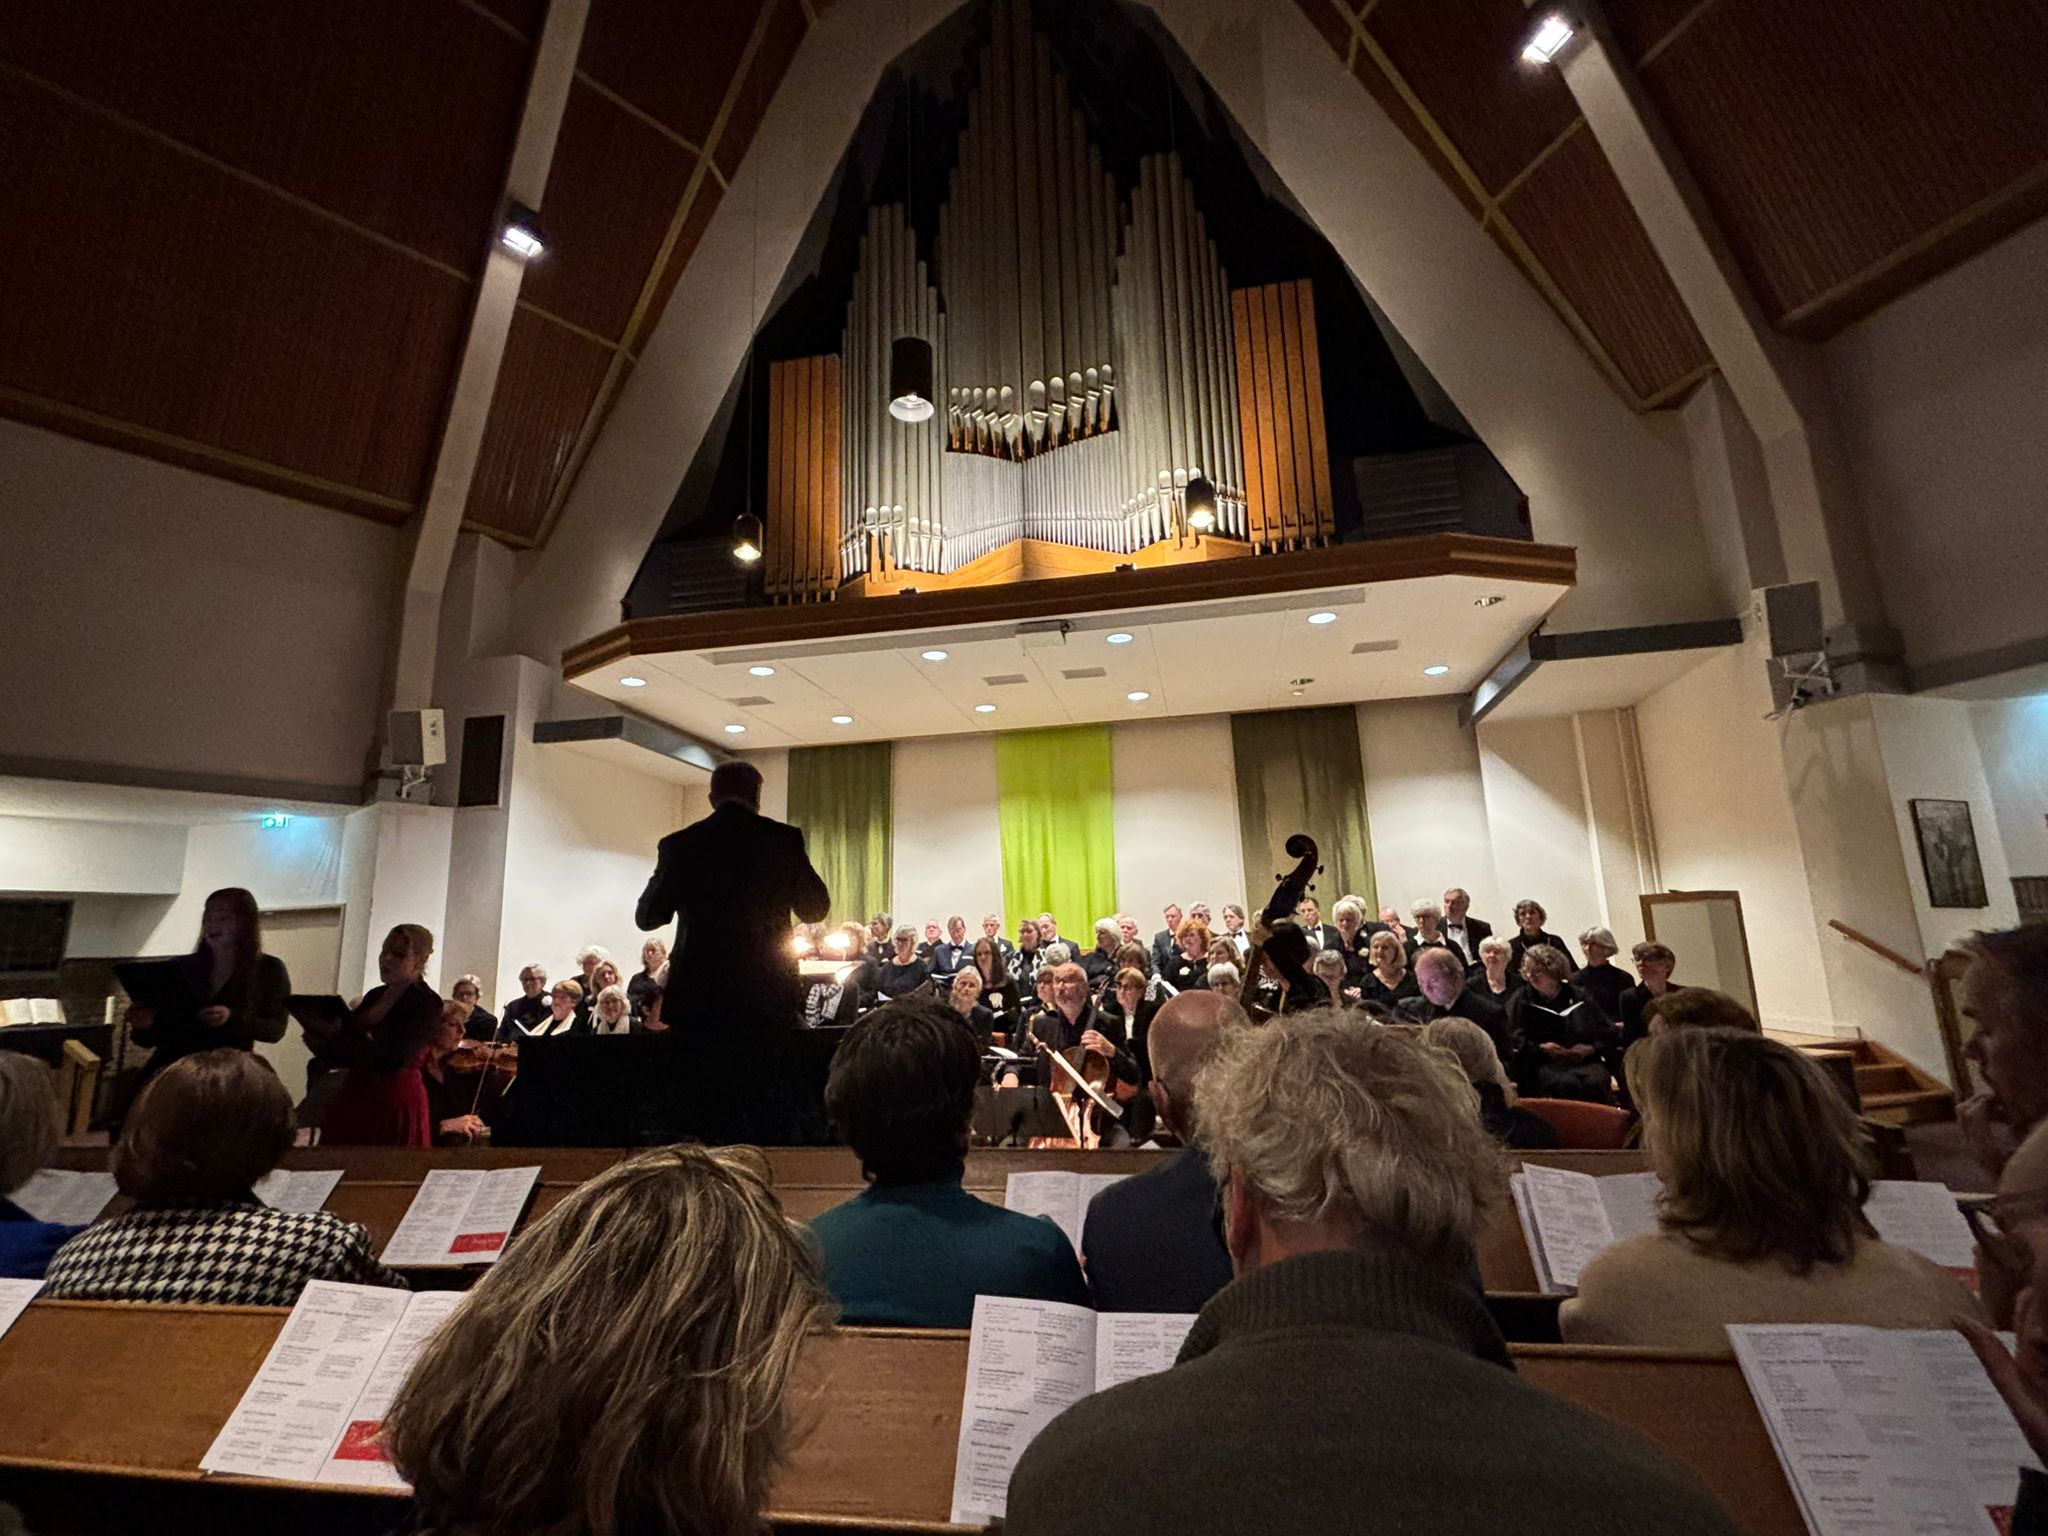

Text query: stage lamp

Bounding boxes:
[823,932,851,957]
[1521,11,1576,64]
[791,933,813,957]
[499,201,549,260]
[731,512,763,564]
[889,336,936,423]
[1185,474,1218,532]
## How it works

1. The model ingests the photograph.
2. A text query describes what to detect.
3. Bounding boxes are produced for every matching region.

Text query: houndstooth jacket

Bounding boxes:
[41,1199,406,1306]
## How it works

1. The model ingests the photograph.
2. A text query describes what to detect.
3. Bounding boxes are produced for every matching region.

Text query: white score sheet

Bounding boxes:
[379,1166,539,1267]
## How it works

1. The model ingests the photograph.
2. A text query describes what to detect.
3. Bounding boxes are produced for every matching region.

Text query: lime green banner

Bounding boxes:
[995,724,1117,946]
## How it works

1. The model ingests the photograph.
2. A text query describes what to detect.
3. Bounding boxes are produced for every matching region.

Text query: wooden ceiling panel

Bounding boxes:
[1600,0,1713,65]
[1296,0,1357,61]
[1498,126,1712,403]
[1362,0,1580,196]
[714,0,808,182]
[0,0,529,274]
[579,0,763,147]
[464,308,619,544]
[0,74,466,513]
[1642,0,2048,333]
[519,81,700,341]
[1346,35,1484,219]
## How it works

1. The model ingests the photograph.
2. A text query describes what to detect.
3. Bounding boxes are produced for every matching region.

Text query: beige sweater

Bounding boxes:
[1559,1229,1985,1352]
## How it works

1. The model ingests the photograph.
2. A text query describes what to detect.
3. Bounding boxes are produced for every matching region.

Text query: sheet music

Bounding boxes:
[1093,1311,1195,1389]
[28,998,63,1024]
[1595,1170,1662,1242]
[316,1291,464,1487]
[1519,1164,1615,1291]
[379,1167,538,1266]
[200,1281,412,1482]
[1002,1171,1129,1254]
[9,1168,118,1226]
[1865,1180,1978,1276]
[1730,1325,2039,1535]
[252,1169,344,1215]
[0,1279,42,1341]
[949,1296,1099,1524]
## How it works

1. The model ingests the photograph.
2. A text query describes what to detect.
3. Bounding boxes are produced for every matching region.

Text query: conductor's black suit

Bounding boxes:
[635,800,831,1028]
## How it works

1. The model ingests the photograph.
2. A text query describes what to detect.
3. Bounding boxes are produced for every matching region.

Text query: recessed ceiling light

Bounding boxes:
[974,703,996,714]
[1521,11,1575,65]
[1291,689,1305,697]
[1106,632,1134,645]
[830,715,854,725]
[748,665,776,676]
[1424,665,1451,677]
[1474,595,1505,608]
[724,723,747,734]
[619,675,647,688]
[1307,611,1337,626]
[921,649,949,662]
[1126,691,1150,702]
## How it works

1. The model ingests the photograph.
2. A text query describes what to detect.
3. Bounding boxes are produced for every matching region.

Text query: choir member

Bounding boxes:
[591,984,632,1035]
[125,886,290,1087]
[502,964,550,1038]
[1150,905,1184,973]
[874,926,933,999]
[302,924,442,1147]
[1469,936,1519,1006]
[1295,896,1341,955]
[1441,887,1492,969]
[1311,949,1353,1007]
[1160,920,1213,993]
[526,979,583,1038]
[1009,918,1044,991]
[1397,947,1516,1067]
[1505,900,1568,975]
[449,974,498,1043]
[968,937,1012,1019]
[1357,931,1420,1010]
[981,914,1014,965]
[1082,918,1121,986]
[574,945,608,1001]
[628,938,667,1025]
[1507,944,1616,1103]
[1115,913,1141,946]
[1572,926,1635,1019]
[1408,899,1453,958]
[932,916,973,978]
[1221,903,1250,956]
[1619,941,1681,1050]
[1331,898,1372,980]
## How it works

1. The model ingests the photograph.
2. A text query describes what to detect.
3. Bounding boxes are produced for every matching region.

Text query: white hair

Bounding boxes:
[595,984,629,1017]
[1410,898,1444,922]
[1478,936,1513,960]
[1206,962,1242,991]
[1041,942,1075,966]
[1095,918,1121,941]
[1311,948,1347,977]
[1333,897,1366,924]
[577,945,610,966]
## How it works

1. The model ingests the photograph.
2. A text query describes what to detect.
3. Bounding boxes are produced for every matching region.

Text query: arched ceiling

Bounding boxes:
[3,0,2043,549]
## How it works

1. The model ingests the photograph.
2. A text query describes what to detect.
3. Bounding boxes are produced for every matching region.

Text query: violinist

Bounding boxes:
[422,1002,490,1146]
[450,975,498,1043]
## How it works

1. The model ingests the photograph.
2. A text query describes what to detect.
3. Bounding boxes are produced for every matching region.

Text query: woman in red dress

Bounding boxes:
[306,924,440,1147]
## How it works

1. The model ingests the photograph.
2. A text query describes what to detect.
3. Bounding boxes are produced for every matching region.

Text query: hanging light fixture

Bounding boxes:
[1185,474,1218,532]
[889,335,935,422]
[731,512,763,564]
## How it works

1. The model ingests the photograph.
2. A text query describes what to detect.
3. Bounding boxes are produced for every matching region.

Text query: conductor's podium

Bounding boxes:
[0,1300,1808,1534]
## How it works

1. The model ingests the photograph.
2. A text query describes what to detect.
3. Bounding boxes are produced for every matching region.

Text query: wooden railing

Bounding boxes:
[1827,919,1927,978]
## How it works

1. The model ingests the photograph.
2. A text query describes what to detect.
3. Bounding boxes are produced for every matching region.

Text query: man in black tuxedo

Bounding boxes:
[636,762,831,1029]
[1295,895,1342,957]
[1081,989,1242,1312]
[1441,886,1493,970]
[1150,903,1184,974]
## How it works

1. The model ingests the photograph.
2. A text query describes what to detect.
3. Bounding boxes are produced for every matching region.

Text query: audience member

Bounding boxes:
[1506,900,1568,975]
[502,963,550,1038]
[1957,1222,2048,1527]
[627,938,667,1025]
[874,925,933,999]
[1562,1029,1983,1349]
[1956,924,2048,1325]
[0,1054,79,1279]
[1642,988,1759,1034]
[1470,935,1519,1005]
[1571,927,1634,1020]
[1357,930,1420,1010]
[1441,887,1491,969]
[301,923,442,1146]
[43,1050,401,1304]
[421,1002,490,1146]
[388,1145,828,1536]
[1422,1017,1559,1150]
[1618,941,1681,1050]
[1082,992,1243,1312]
[1007,1013,1741,1536]
[448,974,498,1043]
[1161,919,1213,993]
[1396,947,1515,1065]
[810,1002,1088,1326]
[1150,905,1184,973]
[1508,944,1616,1103]
[125,886,290,1089]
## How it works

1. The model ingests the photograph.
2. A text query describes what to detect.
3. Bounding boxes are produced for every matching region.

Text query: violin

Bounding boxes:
[446,1039,518,1120]
[1239,833,1322,1022]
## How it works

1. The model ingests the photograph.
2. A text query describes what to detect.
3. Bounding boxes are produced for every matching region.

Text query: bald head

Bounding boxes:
[1148,990,1247,1140]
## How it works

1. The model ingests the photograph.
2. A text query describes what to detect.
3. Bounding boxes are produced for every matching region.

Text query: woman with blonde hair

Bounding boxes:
[1560,1028,1982,1350]
[628,938,668,1026]
[1357,930,1419,1010]
[302,923,441,1146]
[388,1145,828,1536]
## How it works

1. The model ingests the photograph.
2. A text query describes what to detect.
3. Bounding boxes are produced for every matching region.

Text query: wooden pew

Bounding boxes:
[0,1301,1809,1534]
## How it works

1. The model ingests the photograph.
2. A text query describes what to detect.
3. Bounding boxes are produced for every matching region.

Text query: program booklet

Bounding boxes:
[1513,1165,1977,1294]
[9,1168,118,1226]
[1002,1171,1131,1253]
[379,1167,539,1267]
[1730,1324,2039,1536]
[950,1295,1194,1523]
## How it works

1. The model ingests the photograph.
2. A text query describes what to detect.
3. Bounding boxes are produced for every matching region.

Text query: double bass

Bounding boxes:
[1238,833,1325,1023]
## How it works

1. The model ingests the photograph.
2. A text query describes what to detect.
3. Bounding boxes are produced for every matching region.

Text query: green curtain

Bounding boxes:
[1230,706,1375,917]
[995,724,1118,944]
[786,742,893,927]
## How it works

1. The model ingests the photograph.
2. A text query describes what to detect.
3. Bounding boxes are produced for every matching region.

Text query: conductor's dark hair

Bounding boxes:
[826,1001,979,1185]
[709,761,764,807]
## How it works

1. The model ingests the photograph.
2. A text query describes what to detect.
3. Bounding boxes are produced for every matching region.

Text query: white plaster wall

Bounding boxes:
[0,420,400,796]
[749,749,791,823]
[1110,716,1245,922]
[1871,694,2020,956]
[0,814,186,896]
[1826,216,2048,676]
[889,735,1003,929]
[1634,644,1834,1033]
[1475,716,1605,947]
[65,896,177,958]
[1974,693,2048,881]
[1358,698,1502,922]
[350,804,454,997]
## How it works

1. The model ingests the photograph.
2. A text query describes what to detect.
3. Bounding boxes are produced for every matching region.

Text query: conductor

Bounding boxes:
[636,761,831,1029]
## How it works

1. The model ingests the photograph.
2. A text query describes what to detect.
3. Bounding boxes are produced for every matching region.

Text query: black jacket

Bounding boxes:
[1572,961,1635,1021]
[1081,1146,1233,1314]
[1507,928,1571,975]
[635,802,829,1027]
[1442,916,1493,968]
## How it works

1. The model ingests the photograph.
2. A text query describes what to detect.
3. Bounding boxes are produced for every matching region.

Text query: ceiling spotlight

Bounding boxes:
[1126,690,1150,702]
[974,703,997,714]
[724,723,748,734]
[1307,611,1337,626]
[1520,10,1576,64]
[1106,632,1134,645]
[1185,474,1218,533]
[1291,689,1305,697]
[888,336,936,423]
[921,649,949,662]
[499,200,549,260]
[619,675,647,688]
[748,665,776,677]
[830,715,854,725]
[731,512,763,564]
[1474,594,1506,608]
[1424,665,1451,677]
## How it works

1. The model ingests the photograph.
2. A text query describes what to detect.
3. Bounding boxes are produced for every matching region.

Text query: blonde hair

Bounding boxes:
[595,984,629,1019]
[0,1053,62,1194]
[1367,931,1405,969]
[1632,1028,1871,1272]
[1199,1009,1500,1267]
[1422,1017,1515,1105]
[388,1146,829,1536]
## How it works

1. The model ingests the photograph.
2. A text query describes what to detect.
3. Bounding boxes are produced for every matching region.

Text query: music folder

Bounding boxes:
[285,994,351,1031]
[114,958,196,1012]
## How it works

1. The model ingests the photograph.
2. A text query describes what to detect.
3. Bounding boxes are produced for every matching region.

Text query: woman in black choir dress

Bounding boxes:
[421,1002,490,1147]
[1357,931,1421,1011]
[450,975,498,1043]
[1101,968,1160,1082]
[126,887,290,1089]
[1505,900,1570,977]
[1159,920,1213,994]
[947,971,997,1050]
[1007,918,1044,993]
[627,939,667,1026]
[1331,898,1374,983]
[874,926,932,1000]
[968,938,1014,1024]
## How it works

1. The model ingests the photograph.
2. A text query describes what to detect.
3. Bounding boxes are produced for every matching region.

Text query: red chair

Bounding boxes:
[1517,1097,1635,1150]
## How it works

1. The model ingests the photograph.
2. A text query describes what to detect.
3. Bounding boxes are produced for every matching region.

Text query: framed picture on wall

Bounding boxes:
[1909,799,1989,909]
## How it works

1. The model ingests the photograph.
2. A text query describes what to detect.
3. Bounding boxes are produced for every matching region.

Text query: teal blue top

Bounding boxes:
[809,1166,1090,1328]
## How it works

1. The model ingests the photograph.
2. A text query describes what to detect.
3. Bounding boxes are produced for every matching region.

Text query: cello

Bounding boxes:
[1238,832,1325,1022]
